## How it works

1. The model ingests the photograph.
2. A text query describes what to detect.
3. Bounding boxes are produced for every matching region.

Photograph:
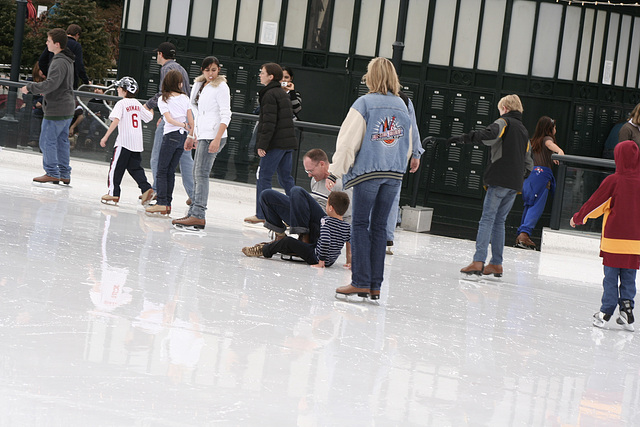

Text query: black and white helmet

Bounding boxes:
[115,76,138,95]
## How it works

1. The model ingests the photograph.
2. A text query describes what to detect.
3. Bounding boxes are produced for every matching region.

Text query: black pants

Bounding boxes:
[263,237,318,265]
[107,146,152,197]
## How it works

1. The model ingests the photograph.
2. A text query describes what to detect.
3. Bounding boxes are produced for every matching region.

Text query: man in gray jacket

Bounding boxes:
[22,28,75,184]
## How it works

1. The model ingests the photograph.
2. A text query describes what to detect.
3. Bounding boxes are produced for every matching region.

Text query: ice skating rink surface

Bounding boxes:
[1,148,639,426]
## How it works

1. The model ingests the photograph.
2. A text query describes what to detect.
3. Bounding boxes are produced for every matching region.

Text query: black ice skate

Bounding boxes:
[617,300,635,332]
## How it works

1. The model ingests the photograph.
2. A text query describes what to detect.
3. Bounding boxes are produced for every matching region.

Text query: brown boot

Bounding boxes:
[483,264,503,277]
[336,284,370,298]
[460,261,484,276]
[515,232,536,250]
[33,174,60,184]
[172,216,205,230]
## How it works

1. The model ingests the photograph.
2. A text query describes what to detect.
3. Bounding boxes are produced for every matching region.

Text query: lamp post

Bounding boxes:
[1,0,28,147]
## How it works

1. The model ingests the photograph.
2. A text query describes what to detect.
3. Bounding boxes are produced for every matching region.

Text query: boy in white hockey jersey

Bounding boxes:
[100,77,155,205]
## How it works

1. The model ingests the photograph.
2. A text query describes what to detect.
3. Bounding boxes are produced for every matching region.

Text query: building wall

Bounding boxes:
[118,0,640,236]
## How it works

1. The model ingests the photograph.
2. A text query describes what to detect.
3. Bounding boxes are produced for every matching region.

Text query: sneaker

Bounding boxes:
[172,216,205,230]
[593,312,611,328]
[244,215,265,224]
[242,243,266,257]
[140,189,154,206]
[101,194,119,205]
[616,300,635,332]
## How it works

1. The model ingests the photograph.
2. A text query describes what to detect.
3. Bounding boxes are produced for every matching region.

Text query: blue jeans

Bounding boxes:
[351,178,401,291]
[473,185,518,265]
[151,119,194,198]
[188,138,227,219]
[256,149,295,219]
[386,185,402,242]
[39,118,73,178]
[261,186,326,243]
[601,266,637,315]
[156,130,187,206]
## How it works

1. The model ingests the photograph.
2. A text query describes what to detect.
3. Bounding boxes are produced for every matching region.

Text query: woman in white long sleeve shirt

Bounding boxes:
[172,56,232,231]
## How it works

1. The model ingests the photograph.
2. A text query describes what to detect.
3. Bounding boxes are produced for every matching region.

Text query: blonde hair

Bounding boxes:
[498,94,524,113]
[629,103,640,125]
[363,57,400,96]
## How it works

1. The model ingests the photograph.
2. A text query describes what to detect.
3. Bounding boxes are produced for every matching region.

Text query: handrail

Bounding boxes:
[551,153,615,169]
[1,77,342,133]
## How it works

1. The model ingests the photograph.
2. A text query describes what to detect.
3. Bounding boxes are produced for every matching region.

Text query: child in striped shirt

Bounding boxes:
[243,191,352,268]
[100,77,154,205]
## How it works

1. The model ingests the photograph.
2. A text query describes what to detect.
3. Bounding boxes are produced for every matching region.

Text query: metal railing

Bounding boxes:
[549,153,615,230]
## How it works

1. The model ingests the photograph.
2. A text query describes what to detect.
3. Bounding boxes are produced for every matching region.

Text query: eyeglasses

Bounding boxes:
[304,163,319,174]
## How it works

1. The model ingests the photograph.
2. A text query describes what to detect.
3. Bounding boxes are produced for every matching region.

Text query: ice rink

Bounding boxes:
[1,148,639,426]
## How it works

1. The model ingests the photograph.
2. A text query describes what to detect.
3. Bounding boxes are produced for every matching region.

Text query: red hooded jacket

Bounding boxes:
[572,140,640,268]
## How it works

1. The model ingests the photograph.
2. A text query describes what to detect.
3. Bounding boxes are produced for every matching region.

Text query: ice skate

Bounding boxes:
[280,253,305,262]
[32,174,60,185]
[515,232,536,250]
[593,312,611,328]
[59,177,71,186]
[244,215,265,228]
[616,300,635,332]
[140,189,154,206]
[172,216,205,232]
[101,194,119,205]
[460,261,484,279]
[482,264,503,278]
[145,204,170,217]
[335,284,371,303]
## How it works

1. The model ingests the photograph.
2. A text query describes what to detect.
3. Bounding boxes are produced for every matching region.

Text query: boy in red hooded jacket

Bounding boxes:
[570,140,640,331]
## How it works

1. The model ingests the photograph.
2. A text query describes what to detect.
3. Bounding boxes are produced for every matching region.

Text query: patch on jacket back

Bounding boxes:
[371,116,404,146]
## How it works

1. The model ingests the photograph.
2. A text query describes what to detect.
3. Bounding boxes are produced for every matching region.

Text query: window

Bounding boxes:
[531,3,562,78]
[168,0,190,36]
[306,0,332,50]
[558,6,581,80]
[505,0,536,75]
[237,0,260,43]
[477,0,506,71]
[215,0,238,40]
[284,0,308,48]
[378,0,400,59]
[403,0,429,62]
[125,0,143,31]
[453,0,481,69]
[329,0,355,54]
[147,0,169,33]
[190,0,212,38]
[429,0,456,66]
[355,0,381,56]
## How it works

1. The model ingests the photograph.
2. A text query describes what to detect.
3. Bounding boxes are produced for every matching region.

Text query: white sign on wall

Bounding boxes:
[602,60,613,85]
[260,21,278,45]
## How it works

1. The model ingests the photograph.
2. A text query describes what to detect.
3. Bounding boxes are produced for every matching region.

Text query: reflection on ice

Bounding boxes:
[0,150,639,425]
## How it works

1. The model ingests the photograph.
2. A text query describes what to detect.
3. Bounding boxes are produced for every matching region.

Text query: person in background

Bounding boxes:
[618,103,640,148]
[457,94,533,278]
[515,116,564,250]
[25,62,45,148]
[327,57,416,301]
[281,66,302,120]
[38,24,89,89]
[172,56,232,231]
[244,63,298,225]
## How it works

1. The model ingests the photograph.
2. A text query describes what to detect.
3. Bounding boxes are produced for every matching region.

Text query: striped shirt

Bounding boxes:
[315,216,351,267]
[109,98,154,152]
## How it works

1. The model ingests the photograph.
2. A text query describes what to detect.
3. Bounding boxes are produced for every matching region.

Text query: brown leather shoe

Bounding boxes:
[336,284,370,298]
[172,215,205,230]
[483,264,503,277]
[460,261,484,276]
[244,215,265,224]
[515,232,536,250]
[370,289,381,300]
[59,177,70,185]
[33,174,59,183]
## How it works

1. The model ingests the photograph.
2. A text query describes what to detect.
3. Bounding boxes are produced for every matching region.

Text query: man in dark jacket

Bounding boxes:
[244,62,298,224]
[22,28,75,184]
[456,94,533,278]
[39,24,89,89]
